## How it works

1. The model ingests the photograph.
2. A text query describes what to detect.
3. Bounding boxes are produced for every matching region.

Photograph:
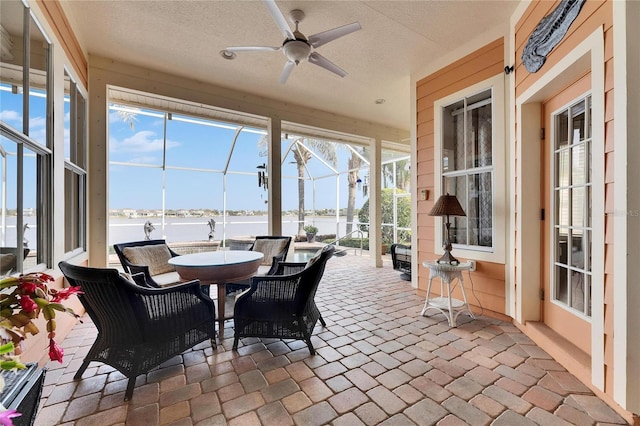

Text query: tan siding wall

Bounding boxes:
[514,0,614,395]
[37,0,88,87]
[415,38,506,316]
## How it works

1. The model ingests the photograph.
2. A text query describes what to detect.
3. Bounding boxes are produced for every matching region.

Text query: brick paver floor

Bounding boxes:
[35,253,630,425]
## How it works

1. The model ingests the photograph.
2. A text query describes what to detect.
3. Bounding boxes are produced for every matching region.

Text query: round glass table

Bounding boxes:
[169,250,264,337]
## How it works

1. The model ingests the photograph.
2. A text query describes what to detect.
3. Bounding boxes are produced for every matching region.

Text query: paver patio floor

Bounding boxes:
[35,253,629,425]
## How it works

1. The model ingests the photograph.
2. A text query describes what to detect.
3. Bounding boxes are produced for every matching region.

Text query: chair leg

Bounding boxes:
[210,337,217,349]
[319,315,326,327]
[305,337,316,355]
[124,377,136,401]
[73,359,91,380]
[233,336,240,350]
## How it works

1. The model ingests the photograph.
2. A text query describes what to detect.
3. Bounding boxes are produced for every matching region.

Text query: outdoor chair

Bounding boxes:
[58,261,216,401]
[233,245,334,354]
[0,247,30,276]
[391,243,412,281]
[114,239,182,288]
[225,235,292,294]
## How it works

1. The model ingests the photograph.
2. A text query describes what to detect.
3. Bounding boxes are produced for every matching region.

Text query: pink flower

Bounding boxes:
[18,281,37,294]
[48,339,64,363]
[19,295,38,313]
[0,409,21,426]
[50,286,83,303]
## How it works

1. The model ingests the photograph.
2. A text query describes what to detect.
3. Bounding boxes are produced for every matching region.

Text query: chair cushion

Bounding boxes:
[253,239,288,266]
[122,245,175,276]
[153,271,183,287]
[0,253,16,274]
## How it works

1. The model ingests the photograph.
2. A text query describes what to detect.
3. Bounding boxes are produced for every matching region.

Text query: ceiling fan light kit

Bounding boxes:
[224,0,361,84]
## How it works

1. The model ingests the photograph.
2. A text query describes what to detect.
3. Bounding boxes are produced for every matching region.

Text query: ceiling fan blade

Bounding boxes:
[279,61,295,84]
[262,0,295,40]
[225,46,281,52]
[308,22,361,48]
[308,52,347,78]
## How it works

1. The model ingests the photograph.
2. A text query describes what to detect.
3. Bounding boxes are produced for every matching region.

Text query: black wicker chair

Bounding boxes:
[58,261,216,401]
[113,239,181,288]
[225,235,292,295]
[390,243,412,281]
[233,245,334,355]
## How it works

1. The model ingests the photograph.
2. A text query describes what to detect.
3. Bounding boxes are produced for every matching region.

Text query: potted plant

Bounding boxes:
[0,273,81,424]
[303,225,318,243]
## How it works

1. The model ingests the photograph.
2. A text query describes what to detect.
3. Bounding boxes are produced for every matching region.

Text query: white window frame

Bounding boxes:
[433,74,506,263]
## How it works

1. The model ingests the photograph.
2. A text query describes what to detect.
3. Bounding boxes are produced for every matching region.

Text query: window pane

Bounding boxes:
[466,101,492,168]
[571,99,586,144]
[0,1,25,134]
[442,100,464,172]
[64,167,82,252]
[556,227,569,265]
[555,265,568,304]
[570,270,586,312]
[29,15,49,145]
[572,187,585,227]
[556,149,569,187]
[468,172,492,247]
[557,188,569,227]
[64,72,71,159]
[0,136,19,250]
[555,110,569,149]
[23,144,38,268]
[572,143,585,185]
[444,175,467,245]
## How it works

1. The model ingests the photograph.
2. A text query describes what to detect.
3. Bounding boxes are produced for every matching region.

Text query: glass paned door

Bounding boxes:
[553,96,592,317]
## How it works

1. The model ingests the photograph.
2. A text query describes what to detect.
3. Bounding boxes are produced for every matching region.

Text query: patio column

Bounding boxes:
[369,137,382,267]
[267,118,282,236]
[87,69,109,267]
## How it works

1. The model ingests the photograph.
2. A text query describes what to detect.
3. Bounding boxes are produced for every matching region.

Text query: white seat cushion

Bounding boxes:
[153,271,183,287]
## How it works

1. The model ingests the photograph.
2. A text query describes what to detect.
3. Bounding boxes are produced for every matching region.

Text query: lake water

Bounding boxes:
[109,215,361,245]
[1,215,364,250]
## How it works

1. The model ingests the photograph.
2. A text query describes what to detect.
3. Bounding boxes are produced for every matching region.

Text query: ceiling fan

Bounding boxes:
[223,0,361,84]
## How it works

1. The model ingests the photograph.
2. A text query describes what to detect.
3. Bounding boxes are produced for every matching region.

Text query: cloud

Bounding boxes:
[110,130,180,153]
[0,110,21,122]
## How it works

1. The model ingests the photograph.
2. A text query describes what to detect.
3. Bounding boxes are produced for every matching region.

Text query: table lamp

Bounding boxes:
[429,193,466,265]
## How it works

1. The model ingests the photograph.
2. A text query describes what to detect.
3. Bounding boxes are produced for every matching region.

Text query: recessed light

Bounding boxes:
[375,98,386,104]
[220,50,237,60]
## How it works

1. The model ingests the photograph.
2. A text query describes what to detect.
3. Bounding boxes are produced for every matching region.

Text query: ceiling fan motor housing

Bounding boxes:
[283,38,311,64]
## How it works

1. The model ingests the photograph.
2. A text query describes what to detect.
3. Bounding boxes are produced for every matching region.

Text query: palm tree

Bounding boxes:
[291,138,337,235]
[258,135,337,235]
[383,158,410,191]
[112,104,139,130]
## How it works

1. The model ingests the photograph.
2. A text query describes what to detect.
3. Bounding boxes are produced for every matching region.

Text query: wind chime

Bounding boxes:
[257,163,268,190]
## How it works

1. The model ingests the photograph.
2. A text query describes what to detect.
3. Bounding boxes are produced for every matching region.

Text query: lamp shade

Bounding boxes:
[428,193,466,217]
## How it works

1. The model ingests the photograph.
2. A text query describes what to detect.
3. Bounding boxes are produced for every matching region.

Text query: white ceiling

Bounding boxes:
[60,0,518,131]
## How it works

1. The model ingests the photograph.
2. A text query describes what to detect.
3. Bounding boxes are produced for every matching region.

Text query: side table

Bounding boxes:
[421,261,475,327]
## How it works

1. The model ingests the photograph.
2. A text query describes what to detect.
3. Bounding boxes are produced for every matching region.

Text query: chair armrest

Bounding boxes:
[270,261,306,276]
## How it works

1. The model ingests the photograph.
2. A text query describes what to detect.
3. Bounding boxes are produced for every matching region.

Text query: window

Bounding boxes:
[64,70,87,253]
[0,1,52,272]
[434,75,505,262]
[442,89,493,249]
[553,96,592,317]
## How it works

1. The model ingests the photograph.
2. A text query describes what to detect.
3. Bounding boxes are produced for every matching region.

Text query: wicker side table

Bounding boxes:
[421,261,474,327]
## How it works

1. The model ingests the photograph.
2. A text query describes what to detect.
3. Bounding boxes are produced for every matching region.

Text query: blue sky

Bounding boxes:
[108,105,369,211]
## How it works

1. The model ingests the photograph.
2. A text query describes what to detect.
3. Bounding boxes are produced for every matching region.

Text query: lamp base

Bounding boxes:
[436,250,460,265]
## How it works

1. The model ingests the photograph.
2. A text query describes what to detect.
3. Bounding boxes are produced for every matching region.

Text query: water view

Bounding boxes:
[109,215,361,246]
